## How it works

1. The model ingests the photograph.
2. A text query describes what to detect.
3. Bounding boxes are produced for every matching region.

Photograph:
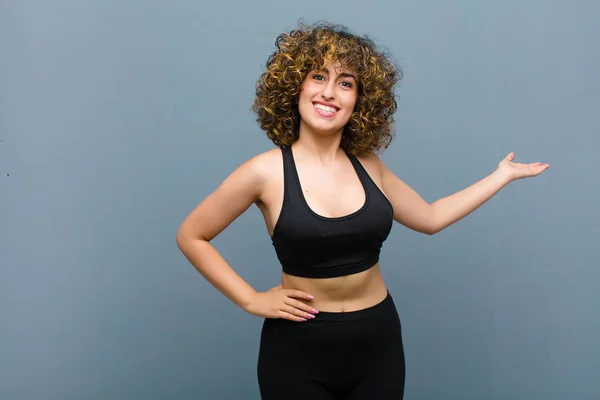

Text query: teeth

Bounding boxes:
[315,104,337,113]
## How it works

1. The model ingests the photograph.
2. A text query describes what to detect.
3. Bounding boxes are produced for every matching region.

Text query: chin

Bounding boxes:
[299,116,348,136]
[307,122,346,137]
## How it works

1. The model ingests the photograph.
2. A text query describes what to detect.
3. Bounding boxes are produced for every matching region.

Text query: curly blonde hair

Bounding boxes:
[252,21,401,156]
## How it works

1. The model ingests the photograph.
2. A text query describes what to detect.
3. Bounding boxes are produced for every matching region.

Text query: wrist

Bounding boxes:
[240,289,259,312]
[492,167,513,185]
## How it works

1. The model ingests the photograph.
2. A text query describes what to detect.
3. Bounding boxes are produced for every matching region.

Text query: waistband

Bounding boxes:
[309,291,394,322]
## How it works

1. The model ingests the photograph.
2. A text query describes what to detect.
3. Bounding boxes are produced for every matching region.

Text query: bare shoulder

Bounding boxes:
[176,147,283,241]
[245,147,282,177]
[355,151,386,182]
[224,146,281,183]
[232,147,283,202]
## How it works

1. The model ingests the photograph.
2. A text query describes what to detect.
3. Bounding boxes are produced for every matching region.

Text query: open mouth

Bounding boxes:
[313,103,339,118]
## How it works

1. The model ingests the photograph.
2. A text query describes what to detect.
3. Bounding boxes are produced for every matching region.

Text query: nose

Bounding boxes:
[321,79,336,100]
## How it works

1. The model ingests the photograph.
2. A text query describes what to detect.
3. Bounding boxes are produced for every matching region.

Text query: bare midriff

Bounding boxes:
[280,263,389,312]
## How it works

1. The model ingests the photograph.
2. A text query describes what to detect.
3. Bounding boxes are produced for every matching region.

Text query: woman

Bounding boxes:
[176,22,549,399]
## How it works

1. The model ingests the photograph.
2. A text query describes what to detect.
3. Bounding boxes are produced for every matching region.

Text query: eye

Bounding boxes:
[313,74,325,81]
[341,81,353,88]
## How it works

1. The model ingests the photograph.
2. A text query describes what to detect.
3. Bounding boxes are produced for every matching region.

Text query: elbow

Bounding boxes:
[414,225,437,236]
[427,221,451,235]
[425,221,442,236]
[426,207,442,235]
[175,225,195,249]
[175,224,209,249]
[175,230,186,249]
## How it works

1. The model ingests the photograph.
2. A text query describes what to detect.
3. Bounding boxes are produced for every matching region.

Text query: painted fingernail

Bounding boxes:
[307,295,314,299]
[300,318,307,322]
[311,309,319,314]
[307,314,316,319]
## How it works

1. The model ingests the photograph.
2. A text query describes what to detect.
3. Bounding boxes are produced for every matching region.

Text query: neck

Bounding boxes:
[295,122,345,164]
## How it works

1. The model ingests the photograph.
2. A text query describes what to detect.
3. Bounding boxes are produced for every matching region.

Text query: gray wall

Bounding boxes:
[1,1,598,399]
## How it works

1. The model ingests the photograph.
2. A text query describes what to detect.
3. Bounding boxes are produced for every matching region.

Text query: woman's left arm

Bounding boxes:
[379,152,550,235]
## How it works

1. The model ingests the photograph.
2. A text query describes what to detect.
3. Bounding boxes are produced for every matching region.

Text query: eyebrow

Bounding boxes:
[320,67,357,80]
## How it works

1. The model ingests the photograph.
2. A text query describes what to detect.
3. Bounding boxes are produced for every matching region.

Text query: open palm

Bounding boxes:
[497,152,550,181]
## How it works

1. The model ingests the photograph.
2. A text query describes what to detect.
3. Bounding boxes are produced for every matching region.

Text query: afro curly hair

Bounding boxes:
[252,21,401,156]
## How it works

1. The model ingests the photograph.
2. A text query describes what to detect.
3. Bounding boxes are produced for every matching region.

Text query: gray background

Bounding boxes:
[1,0,598,399]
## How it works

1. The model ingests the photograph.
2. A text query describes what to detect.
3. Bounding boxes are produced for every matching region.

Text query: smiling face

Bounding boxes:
[297,61,359,137]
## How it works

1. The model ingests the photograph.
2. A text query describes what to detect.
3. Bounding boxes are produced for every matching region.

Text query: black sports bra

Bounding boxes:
[271,146,394,278]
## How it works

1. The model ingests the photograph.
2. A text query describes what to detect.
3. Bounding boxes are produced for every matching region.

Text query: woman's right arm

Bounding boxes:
[175,154,317,322]
[176,155,265,310]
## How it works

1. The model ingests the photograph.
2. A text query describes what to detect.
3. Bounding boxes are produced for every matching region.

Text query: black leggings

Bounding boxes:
[257,291,405,399]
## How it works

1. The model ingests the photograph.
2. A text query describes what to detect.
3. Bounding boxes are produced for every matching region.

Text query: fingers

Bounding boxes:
[284,297,319,315]
[280,290,319,322]
[531,162,550,174]
[284,289,314,301]
[278,310,308,322]
[283,289,319,312]
[271,288,319,322]
[281,305,316,321]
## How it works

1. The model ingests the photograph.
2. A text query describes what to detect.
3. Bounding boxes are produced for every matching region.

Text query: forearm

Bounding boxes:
[430,169,511,234]
[176,236,257,311]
